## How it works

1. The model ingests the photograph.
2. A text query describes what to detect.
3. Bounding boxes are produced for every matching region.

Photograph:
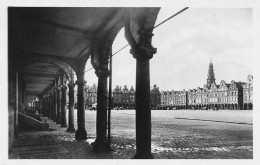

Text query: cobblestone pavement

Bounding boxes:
[11,110,253,159]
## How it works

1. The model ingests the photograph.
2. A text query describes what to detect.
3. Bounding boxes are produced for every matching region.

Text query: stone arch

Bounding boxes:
[244,103,248,110]
[234,104,238,110]
[91,15,125,73]
[248,103,253,110]
[18,56,75,82]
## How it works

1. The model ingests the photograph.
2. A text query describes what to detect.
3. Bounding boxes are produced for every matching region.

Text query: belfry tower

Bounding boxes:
[207,59,216,87]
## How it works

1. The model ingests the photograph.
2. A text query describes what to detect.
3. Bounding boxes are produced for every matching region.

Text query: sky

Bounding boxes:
[84,8,252,91]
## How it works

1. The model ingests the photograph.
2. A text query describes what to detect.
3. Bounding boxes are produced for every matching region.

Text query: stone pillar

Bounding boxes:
[42,96,45,116]
[53,87,57,122]
[38,99,41,114]
[56,86,62,124]
[49,91,53,119]
[67,82,75,132]
[32,100,35,112]
[45,94,48,117]
[46,93,48,118]
[51,89,55,120]
[124,8,160,158]
[91,39,112,151]
[75,78,87,140]
[61,85,68,127]
[133,53,152,158]
[92,70,110,151]
[131,34,157,159]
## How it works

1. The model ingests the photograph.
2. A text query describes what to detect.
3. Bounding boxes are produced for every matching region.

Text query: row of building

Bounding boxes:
[83,60,253,110]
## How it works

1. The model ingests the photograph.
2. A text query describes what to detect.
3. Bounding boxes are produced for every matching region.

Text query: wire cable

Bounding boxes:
[153,7,189,29]
[83,7,189,74]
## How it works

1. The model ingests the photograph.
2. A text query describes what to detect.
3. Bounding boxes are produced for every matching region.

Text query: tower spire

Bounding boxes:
[207,59,216,87]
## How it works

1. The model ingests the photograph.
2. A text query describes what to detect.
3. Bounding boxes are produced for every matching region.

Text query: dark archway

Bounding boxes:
[248,103,253,110]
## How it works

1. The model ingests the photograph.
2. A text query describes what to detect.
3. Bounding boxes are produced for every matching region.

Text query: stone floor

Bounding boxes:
[9,110,253,159]
[11,119,106,159]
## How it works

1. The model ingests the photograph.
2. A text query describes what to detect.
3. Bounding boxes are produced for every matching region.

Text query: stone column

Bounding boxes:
[131,34,157,159]
[45,94,48,117]
[67,82,75,132]
[53,87,57,122]
[61,85,68,127]
[91,39,112,151]
[134,53,152,158]
[32,100,35,112]
[42,96,45,116]
[46,93,49,118]
[51,89,55,120]
[49,90,53,119]
[75,78,87,140]
[38,99,41,114]
[56,86,62,124]
[92,70,110,151]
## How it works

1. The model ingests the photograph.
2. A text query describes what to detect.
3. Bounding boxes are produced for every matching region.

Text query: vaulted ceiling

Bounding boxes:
[8,7,128,95]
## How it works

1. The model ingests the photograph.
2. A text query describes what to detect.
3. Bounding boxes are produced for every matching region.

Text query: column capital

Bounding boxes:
[56,86,62,91]
[68,82,75,88]
[95,69,110,78]
[49,89,54,96]
[76,80,87,86]
[130,45,157,60]
[53,86,58,93]
[61,85,68,91]
[130,30,157,60]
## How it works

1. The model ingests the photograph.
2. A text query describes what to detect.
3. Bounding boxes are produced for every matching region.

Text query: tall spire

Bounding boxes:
[207,59,216,87]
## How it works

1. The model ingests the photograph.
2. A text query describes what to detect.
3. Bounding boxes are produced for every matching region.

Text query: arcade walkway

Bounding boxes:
[10,118,113,159]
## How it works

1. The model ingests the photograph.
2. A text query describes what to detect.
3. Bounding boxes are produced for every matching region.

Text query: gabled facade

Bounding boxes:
[129,86,135,109]
[184,60,250,110]
[150,84,160,110]
[113,85,122,108]
[242,75,253,109]
[122,85,130,108]
[85,84,97,107]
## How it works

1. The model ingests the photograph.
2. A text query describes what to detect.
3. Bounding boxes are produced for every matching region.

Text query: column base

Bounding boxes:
[133,152,154,159]
[67,126,75,133]
[61,124,68,128]
[91,140,110,152]
[75,129,87,140]
[56,117,61,124]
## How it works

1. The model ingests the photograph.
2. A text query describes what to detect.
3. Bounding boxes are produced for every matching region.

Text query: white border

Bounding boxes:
[1,0,259,165]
